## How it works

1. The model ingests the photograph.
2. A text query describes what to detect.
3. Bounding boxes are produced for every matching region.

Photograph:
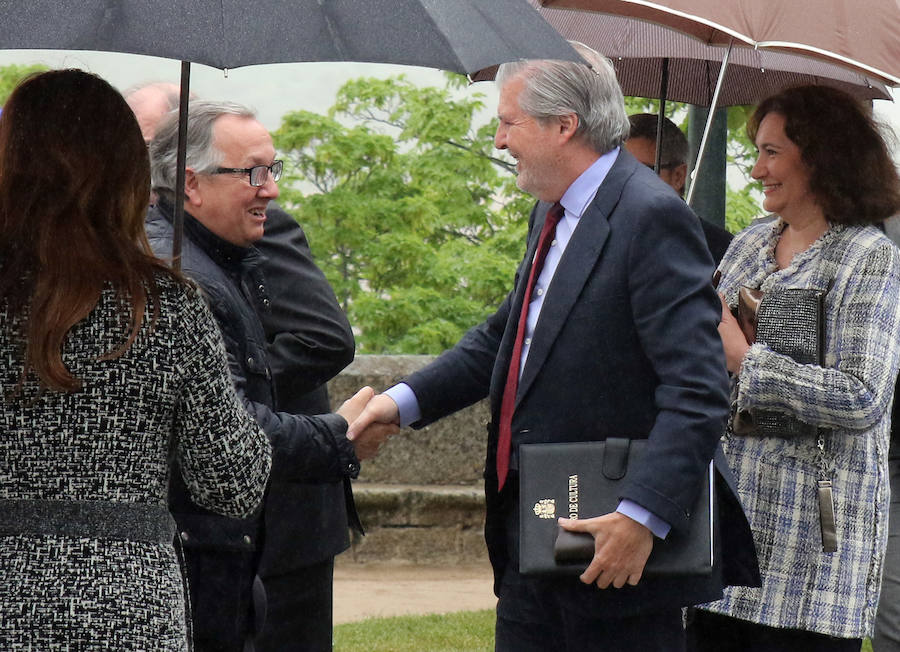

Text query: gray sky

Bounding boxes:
[0,49,497,131]
[2,48,898,172]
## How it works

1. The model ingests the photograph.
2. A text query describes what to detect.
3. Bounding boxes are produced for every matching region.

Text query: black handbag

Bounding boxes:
[732,287,826,438]
[729,285,837,551]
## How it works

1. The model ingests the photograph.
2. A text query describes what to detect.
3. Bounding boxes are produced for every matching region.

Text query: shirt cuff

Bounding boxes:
[616,499,671,539]
[383,383,421,428]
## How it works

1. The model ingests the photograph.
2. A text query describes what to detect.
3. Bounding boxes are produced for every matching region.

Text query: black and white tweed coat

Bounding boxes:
[0,275,272,650]
[701,218,900,638]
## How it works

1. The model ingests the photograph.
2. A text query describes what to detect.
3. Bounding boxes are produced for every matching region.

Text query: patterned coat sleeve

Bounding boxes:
[735,236,900,431]
[172,287,272,518]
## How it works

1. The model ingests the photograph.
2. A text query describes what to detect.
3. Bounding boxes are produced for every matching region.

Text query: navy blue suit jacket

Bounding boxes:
[405,149,758,616]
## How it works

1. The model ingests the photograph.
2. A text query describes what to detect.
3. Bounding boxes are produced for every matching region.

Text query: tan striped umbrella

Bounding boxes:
[527,6,891,105]
[474,1,890,104]
[542,0,900,86]
[518,0,898,203]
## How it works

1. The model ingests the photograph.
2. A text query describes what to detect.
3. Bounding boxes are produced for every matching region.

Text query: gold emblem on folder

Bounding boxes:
[533,499,556,519]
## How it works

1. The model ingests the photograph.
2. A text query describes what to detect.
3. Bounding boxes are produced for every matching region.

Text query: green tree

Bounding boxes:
[273,77,763,354]
[724,105,762,232]
[0,64,48,104]
[273,74,531,354]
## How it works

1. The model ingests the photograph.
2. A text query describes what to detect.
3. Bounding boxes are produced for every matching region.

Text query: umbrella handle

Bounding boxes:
[686,40,733,207]
[172,61,191,273]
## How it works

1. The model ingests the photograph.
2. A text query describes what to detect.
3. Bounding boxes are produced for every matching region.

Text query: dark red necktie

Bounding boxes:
[496,202,564,490]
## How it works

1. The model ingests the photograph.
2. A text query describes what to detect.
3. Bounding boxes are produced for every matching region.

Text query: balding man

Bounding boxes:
[125,81,182,142]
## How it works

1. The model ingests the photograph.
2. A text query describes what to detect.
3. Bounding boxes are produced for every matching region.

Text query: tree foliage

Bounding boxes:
[0,64,49,105]
[273,76,763,354]
[273,74,531,354]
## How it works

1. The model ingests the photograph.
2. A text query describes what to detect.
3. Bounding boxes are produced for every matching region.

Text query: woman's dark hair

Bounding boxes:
[747,85,900,225]
[0,69,178,392]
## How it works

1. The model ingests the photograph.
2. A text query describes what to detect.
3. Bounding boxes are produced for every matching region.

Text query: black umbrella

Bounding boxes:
[0,0,581,76]
[0,0,581,267]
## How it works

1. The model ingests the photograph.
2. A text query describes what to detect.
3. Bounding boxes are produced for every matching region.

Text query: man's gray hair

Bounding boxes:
[150,100,256,196]
[496,42,630,154]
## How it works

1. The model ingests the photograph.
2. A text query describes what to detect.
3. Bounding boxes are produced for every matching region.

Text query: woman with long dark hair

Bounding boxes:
[689,85,900,650]
[0,69,272,649]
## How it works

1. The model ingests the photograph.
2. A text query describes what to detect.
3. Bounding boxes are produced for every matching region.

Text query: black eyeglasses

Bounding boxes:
[212,160,283,187]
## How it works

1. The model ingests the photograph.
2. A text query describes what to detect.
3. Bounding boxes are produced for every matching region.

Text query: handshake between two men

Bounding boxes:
[337,387,656,591]
[338,389,401,460]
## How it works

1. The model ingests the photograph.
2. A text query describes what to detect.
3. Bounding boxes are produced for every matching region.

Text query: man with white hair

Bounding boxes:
[349,49,758,649]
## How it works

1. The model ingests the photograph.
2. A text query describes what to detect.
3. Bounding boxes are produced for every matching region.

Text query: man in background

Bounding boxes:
[252,202,360,651]
[125,81,183,142]
[626,113,733,264]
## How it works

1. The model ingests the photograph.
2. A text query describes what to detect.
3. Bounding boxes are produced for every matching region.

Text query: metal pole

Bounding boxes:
[687,106,727,226]
[685,40,733,207]
[172,61,191,273]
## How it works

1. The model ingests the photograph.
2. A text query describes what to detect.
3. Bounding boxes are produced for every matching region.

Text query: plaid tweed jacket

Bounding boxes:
[701,218,900,638]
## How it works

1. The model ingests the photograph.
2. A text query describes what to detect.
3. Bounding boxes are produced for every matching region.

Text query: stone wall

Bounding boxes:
[327,354,491,565]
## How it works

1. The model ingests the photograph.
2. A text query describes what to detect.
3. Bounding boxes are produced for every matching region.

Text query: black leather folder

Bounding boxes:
[518,438,714,577]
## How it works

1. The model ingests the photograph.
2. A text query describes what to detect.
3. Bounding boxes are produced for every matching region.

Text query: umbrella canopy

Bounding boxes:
[530,8,891,104]
[1,0,582,267]
[472,8,890,104]
[0,0,581,76]
[529,0,898,204]
[541,0,900,86]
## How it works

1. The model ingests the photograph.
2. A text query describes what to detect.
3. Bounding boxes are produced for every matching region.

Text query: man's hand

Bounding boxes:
[344,392,401,460]
[335,387,398,460]
[718,293,750,374]
[557,512,654,589]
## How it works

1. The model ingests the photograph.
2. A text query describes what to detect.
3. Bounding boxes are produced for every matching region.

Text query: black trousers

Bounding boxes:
[686,608,862,652]
[495,563,685,652]
[254,558,335,652]
[495,480,685,652]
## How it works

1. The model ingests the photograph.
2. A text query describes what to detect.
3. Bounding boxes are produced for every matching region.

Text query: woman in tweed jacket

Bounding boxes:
[0,71,275,650]
[688,86,900,651]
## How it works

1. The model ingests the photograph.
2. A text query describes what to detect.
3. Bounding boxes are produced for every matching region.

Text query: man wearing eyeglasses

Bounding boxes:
[144,100,394,652]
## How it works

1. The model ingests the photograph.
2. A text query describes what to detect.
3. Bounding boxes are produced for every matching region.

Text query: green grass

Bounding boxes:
[334,609,495,652]
[334,610,874,652]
